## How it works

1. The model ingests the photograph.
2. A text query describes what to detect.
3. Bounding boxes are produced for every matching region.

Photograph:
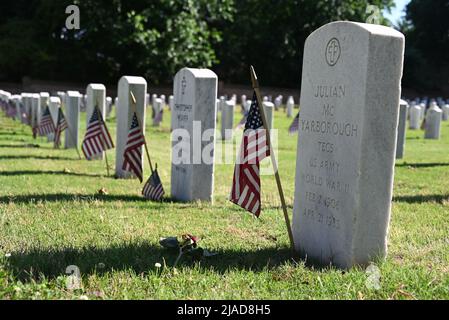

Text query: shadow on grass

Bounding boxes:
[393,194,449,204]
[5,243,294,281]
[0,144,53,149]
[0,155,76,161]
[0,193,146,204]
[396,162,449,168]
[0,193,197,206]
[0,170,105,178]
[0,131,30,137]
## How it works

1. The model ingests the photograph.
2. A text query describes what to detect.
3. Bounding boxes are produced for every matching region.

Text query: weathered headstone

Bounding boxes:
[419,103,426,120]
[49,97,61,139]
[219,96,226,113]
[40,92,50,117]
[171,68,218,202]
[65,91,81,149]
[86,84,106,159]
[24,94,32,125]
[145,94,150,108]
[274,95,283,110]
[39,92,49,141]
[106,96,113,118]
[153,98,163,127]
[409,103,421,130]
[81,94,87,112]
[442,104,449,121]
[151,94,158,111]
[221,100,235,140]
[169,95,174,111]
[241,95,247,113]
[262,101,274,129]
[286,96,295,118]
[396,100,408,159]
[292,22,405,269]
[57,92,67,108]
[115,76,147,179]
[30,94,41,133]
[424,102,442,139]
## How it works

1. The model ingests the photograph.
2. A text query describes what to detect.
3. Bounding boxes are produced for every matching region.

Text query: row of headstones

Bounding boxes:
[0,21,429,270]
[395,98,448,159]
[56,90,174,126]
[218,95,297,140]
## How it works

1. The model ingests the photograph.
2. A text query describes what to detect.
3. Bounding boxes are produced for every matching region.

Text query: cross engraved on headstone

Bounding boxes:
[326,38,341,66]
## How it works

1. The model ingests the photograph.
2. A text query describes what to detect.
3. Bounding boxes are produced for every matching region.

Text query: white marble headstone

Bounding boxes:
[286,96,295,118]
[292,21,405,269]
[424,103,442,139]
[65,91,81,149]
[441,104,449,121]
[396,100,408,159]
[86,84,107,159]
[262,101,274,130]
[409,104,421,130]
[221,100,235,140]
[115,76,147,179]
[169,95,174,111]
[171,68,218,202]
[30,94,41,132]
[49,97,61,140]
[153,98,163,127]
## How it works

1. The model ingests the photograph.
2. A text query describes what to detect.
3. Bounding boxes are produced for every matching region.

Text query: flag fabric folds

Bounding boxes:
[38,107,55,136]
[122,112,145,182]
[54,108,68,148]
[142,167,165,201]
[288,112,300,135]
[230,92,270,217]
[81,106,114,160]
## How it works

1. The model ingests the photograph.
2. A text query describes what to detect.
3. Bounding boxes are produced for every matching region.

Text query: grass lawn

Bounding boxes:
[0,104,448,300]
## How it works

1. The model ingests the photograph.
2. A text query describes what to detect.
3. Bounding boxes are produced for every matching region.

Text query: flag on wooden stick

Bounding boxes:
[38,107,55,136]
[122,112,145,182]
[54,108,68,148]
[81,106,114,160]
[142,166,165,201]
[230,92,270,217]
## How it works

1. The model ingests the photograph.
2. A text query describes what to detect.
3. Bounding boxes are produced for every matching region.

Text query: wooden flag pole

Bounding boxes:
[96,104,111,176]
[130,91,155,174]
[250,66,295,250]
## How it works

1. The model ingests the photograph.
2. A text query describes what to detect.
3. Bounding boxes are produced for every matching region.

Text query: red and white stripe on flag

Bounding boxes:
[230,128,270,217]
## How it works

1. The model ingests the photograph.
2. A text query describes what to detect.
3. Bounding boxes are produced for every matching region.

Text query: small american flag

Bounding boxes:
[82,106,114,160]
[122,112,145,182]
[230,92,270,217]
[38,107,55,136]
[142,167,165,201]
[288,112,300,135]
[54,108,68,148]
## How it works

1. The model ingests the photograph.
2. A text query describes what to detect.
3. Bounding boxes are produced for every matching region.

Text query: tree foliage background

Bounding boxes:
[0,0,447,92]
